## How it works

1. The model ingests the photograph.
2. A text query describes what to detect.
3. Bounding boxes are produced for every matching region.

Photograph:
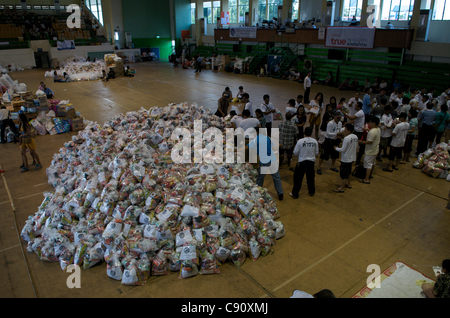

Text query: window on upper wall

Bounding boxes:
[381,0,415,21]
[191,3,196,24]
[257,0,283,22]
[213,1,221,23]
[341,0,363,21]
[229,0,238,23]
[267,0,283,21]
[238,0,249,23]
[86,0,103,25]
[433,0,450,20]
[258,0,267,22]
[204,1,212,23]
[292,0,299,21]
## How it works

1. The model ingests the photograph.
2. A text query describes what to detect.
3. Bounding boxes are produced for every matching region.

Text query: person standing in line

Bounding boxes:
[246,128,283,200]
[382,112,410,172]
[358,116,381,184]
[286,99,298,116]
[294,105,307,140]
[278,112,299,169]
[304,71,312,104]
[401,108,418,163]
[258,94,275,137]
[362,87,372,121]
[437,86,450,110]
[415,102,436,156]
[347,91,362,118]
[295,95,306,112]
[308,92,324,140]
[333,123,358,193]
[255,108,266,128]
[370,97,387,119]
[433,104,449,145]
[290,127,319,199]
[316,110,343,175]
[377,105,394,161]
[346,101,365,166]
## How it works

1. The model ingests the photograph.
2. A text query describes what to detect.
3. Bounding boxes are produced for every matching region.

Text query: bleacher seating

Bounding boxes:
[0,7,107,47]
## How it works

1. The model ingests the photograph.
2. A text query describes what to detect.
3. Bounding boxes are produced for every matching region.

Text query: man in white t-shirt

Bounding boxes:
[377,105,394,161]
[229,110,243,129]
[346,101,365,166]
[290,127,319,198]
[437,86,450,109]
[241,93,254,117]
[415,94,429,112]
[358,116,381,184]
[257,94,275,137]
[286,99,298,115]
[334,123,358,193]
[295,94,308,114]
[347,92,362,117]
[317,110,343,175]
[238,109,260,140]
[383,112,410,172]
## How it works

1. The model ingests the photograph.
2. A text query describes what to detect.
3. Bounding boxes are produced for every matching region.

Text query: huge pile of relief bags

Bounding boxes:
[20,103,285,285]
[45,55,105,82]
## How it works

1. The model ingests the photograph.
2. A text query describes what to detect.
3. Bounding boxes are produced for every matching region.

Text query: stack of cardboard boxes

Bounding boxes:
[104,53,124,77]
[7,93,85,132]
[220,54,230,71]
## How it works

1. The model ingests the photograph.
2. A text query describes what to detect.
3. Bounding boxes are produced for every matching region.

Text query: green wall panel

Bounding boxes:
[174,0,192,38]
[132,38,173,61]
[122,0,171,39]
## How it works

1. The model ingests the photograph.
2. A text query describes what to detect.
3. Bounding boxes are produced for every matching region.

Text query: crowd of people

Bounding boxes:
[217,81,450,201]
[0,6,97,41]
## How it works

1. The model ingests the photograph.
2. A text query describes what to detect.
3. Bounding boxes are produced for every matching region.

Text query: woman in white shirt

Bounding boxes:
[308,92,324,140]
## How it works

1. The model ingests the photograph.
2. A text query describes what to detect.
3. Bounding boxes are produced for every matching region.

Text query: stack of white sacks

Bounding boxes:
[0,73,27,102]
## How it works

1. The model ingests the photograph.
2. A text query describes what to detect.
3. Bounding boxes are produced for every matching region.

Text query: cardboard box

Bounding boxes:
[56,105,75,118]
[23,100,34,108]
[37,106,49,112]
[69,117,85,131]
[12,100,24,107]
[38,95,48,107]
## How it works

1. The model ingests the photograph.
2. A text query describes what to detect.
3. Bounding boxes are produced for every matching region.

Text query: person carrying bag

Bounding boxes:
[18,112,42,172]
[0,105,19,143]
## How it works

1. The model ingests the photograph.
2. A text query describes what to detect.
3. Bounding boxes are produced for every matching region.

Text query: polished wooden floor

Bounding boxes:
[0,61,449,298]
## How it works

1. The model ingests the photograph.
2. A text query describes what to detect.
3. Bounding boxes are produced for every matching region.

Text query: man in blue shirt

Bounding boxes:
[415,102,437,155]
[42,84,54,99]
[246,128,283,200]
[362,87,372,119]
[194,54,202,73]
